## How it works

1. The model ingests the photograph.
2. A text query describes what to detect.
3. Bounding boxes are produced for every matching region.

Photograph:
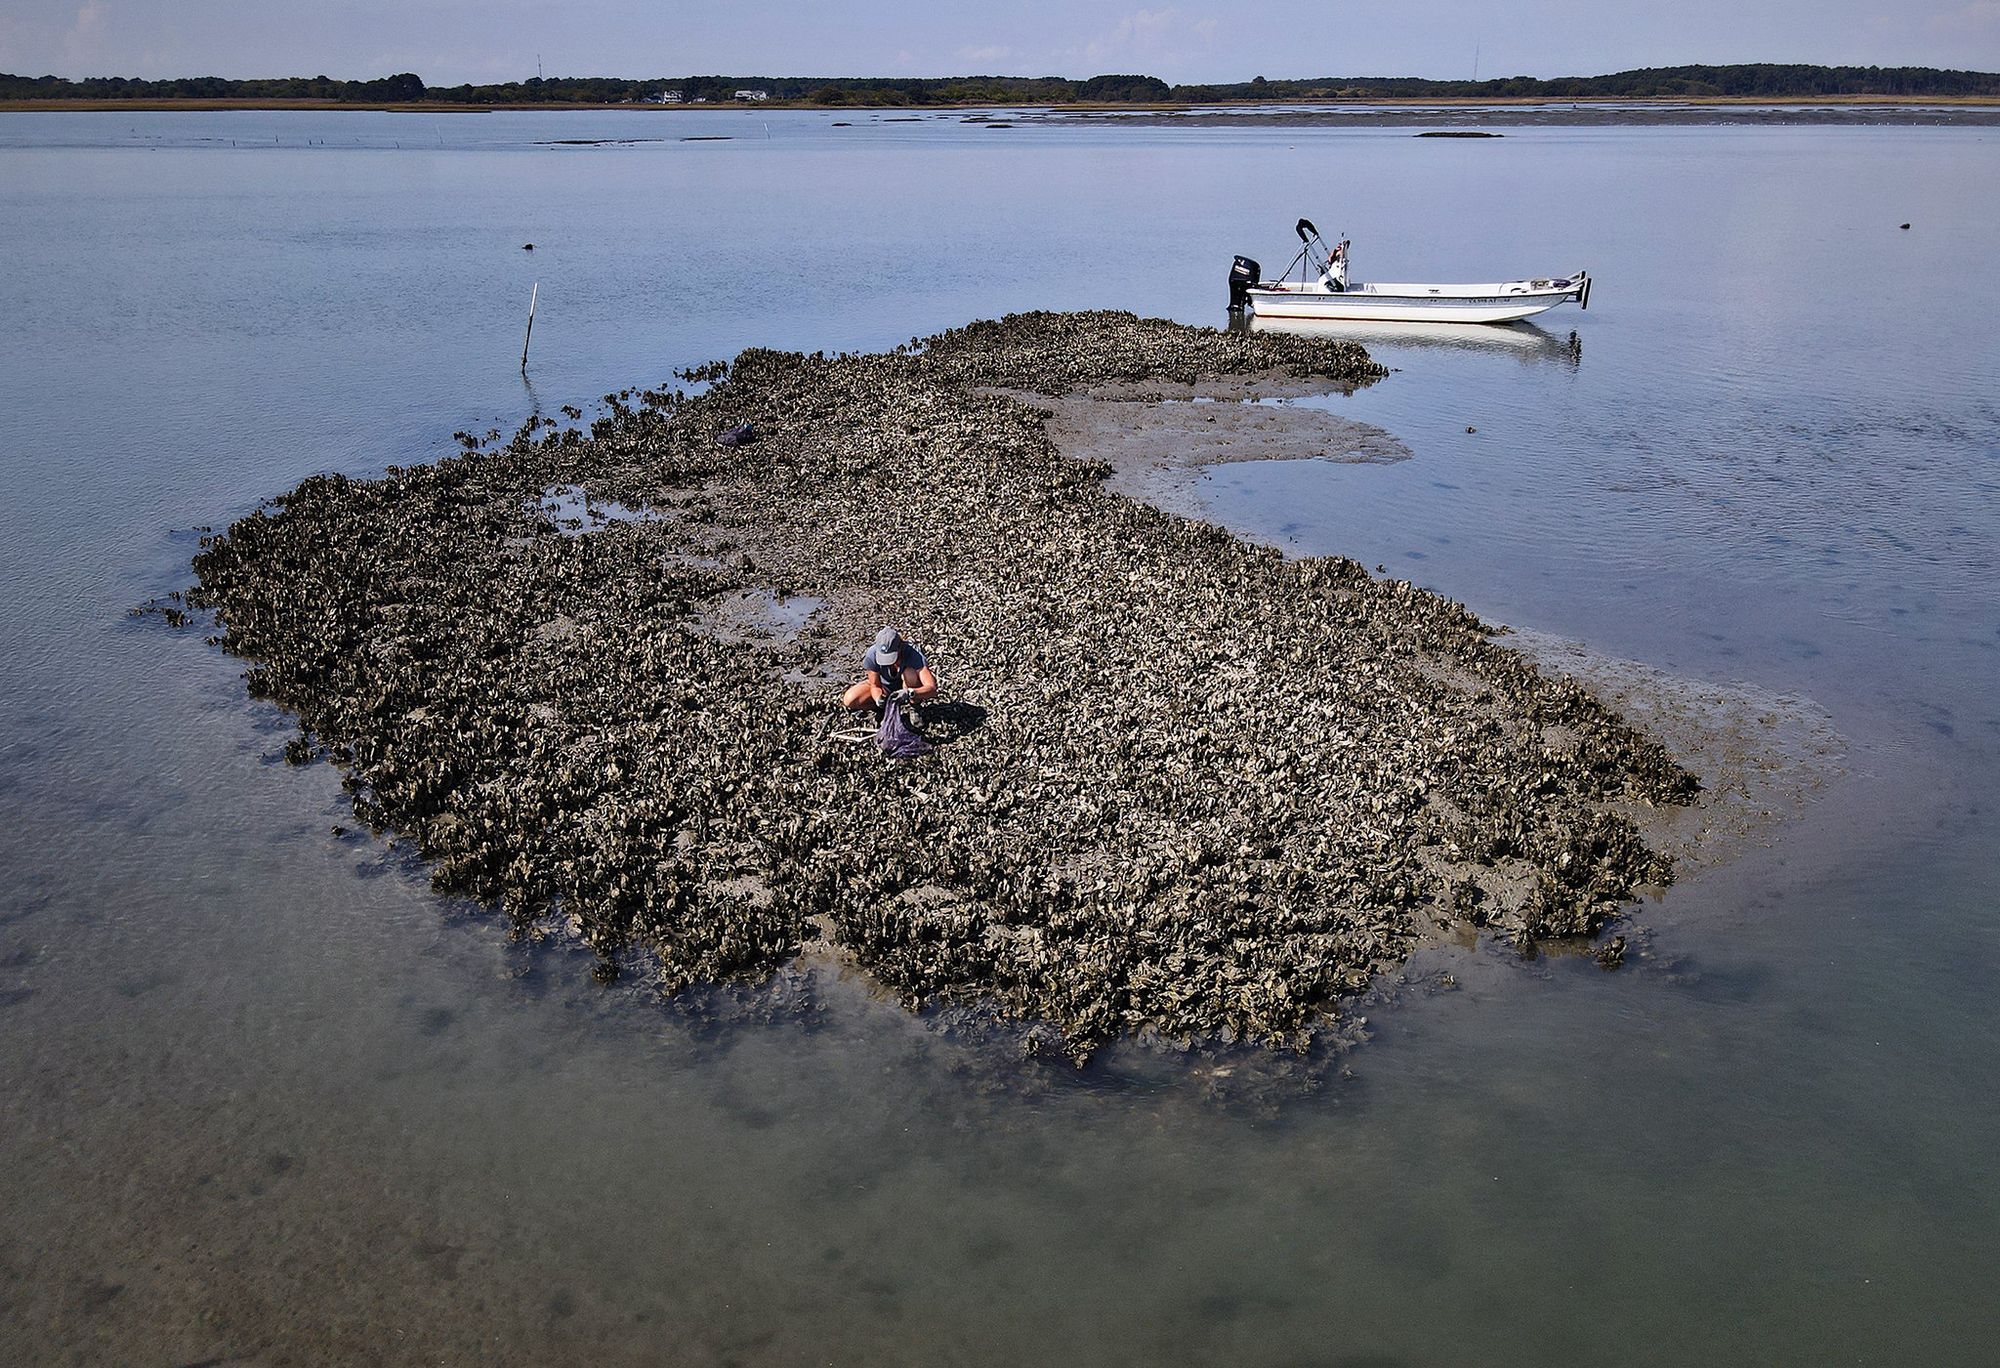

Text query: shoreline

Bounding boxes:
[1045,103,2000,127]
[6,95,1999,118]
[188,311,1723,1062]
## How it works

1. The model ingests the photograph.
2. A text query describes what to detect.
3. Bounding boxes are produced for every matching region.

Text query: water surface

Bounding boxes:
[2,110,1997,1365]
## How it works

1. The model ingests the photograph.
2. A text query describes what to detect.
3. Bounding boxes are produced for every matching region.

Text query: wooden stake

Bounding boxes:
[520,282,539,372]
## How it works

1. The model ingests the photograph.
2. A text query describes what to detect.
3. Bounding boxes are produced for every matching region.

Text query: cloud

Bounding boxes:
[957,44,1015,63]
[415,50,526,82]
[1064,7,1220,72]
[63,0,108,65]
[1927,0,2000,32]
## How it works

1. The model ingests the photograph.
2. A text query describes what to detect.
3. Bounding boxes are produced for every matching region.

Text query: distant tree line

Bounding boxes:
[1177,64,2000,101]
[4,64,1998,106]
[0,71,429,102]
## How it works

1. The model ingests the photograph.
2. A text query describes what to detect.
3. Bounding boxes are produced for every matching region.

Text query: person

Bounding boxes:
[841,626,938,711]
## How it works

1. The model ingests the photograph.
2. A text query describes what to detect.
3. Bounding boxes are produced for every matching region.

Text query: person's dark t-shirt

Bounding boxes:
[862,642,927,689]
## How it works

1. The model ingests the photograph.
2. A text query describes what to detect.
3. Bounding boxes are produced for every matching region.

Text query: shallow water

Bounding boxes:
[2,110,1997,1365]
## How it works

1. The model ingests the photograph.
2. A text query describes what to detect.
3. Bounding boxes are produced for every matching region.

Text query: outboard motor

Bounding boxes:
[1228,255,1261,311]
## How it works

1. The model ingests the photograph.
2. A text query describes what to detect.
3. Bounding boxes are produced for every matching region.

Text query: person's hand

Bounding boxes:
[893,687,913,701]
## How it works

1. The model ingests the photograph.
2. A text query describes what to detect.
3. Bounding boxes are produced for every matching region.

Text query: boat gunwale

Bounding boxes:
[1247,279,1579,301]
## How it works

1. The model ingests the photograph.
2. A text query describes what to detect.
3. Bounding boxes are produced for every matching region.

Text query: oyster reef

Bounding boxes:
[192,312,1697,1061]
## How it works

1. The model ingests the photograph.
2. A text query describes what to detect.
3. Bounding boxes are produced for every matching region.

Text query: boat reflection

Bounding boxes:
[1230,311,1582,368]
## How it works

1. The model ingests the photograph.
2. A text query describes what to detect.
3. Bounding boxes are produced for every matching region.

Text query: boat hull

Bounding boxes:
[1243,315,1582,365]
[1246,284,1580,324]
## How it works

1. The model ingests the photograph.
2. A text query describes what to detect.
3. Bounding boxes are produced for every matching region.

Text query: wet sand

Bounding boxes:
[985,374,1412,522]
[1506,630,1845,876]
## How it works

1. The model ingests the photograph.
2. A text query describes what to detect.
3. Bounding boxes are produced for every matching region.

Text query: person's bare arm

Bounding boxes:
[907,665,938,701]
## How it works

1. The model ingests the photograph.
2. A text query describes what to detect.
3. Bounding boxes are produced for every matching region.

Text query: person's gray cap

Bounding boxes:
[873,626,901,663]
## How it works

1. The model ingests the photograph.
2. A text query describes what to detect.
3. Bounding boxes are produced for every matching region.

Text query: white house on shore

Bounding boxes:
[733,89,770,102]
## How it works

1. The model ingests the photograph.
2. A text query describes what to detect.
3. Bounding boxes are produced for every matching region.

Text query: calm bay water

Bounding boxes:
[1,109,1996,1365]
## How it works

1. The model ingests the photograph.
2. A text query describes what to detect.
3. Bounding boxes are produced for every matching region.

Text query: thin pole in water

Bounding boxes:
[520,282,539,371]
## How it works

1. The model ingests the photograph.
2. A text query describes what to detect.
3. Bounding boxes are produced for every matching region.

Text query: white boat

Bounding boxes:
[1229,219,1590,325]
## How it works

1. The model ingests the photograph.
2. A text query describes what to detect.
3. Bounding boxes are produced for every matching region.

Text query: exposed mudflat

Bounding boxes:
[1506,629,1846,876]
[987,377,1411,522]
[191,311,1707,1061]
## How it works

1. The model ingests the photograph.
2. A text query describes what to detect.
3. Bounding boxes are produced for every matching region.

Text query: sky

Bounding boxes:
[2,0,1997,84]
